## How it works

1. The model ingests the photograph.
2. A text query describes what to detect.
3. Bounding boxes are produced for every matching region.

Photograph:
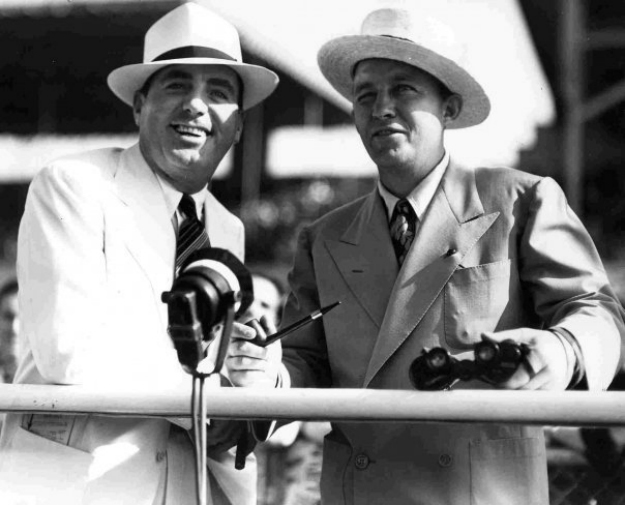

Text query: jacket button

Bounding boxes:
[156,451,167,463]
[354,453,370,470]
[438,453,453,467]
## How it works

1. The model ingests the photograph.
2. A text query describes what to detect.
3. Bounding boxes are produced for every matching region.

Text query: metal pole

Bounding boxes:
[240,100,265,206]
[560,0,585,215]
[1,384,624,426]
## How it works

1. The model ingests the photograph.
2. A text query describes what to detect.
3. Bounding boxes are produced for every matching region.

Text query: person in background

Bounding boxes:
[280,419,331,505]
[0,3,279,505]
[0,278,19,385]
[227,7,625,505]
[240,270,297,505]
[244,271,286,329]
[244,269,332,505]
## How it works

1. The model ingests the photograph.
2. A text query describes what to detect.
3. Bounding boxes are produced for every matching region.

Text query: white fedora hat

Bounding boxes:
[318,8,490,128]
[107,2,278,111]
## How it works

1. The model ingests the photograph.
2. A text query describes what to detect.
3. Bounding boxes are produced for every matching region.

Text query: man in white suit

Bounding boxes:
[0,3,278,504]
[229,8,625,505]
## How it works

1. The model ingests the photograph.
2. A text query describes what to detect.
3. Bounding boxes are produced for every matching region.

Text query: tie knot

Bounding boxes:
[175,194,210,271]
[395,199,414,219]
[390,198,416,266]
[179,194,199,221]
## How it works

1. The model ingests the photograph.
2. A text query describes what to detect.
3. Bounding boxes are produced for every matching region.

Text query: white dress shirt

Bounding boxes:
[378,151,450,223]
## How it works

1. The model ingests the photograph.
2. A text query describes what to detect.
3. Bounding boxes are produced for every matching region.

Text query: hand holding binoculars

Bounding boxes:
[409,336,530,390]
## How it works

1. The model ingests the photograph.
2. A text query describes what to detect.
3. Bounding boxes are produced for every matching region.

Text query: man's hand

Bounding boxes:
[481,328,570,390]
[226,315,282,388]
[205,418,254,457]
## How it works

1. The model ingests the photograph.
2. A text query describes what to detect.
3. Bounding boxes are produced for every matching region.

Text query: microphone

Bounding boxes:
[162,248,253,375]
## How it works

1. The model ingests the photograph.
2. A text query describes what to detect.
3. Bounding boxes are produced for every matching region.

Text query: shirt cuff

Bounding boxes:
[276,363,291,389]
[549,327,586,389]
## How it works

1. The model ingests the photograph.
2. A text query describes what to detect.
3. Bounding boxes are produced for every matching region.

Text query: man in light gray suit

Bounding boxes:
[228,7,625,505]
[0,3,279,504]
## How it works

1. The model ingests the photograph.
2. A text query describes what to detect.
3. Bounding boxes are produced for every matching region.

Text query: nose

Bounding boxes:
[183,91,209,117]
[371,91,395,119]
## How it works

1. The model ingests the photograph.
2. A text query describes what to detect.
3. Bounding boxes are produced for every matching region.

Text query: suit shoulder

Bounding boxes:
[472,165,553,205]
[205,191,242,229]
[34,147,123,187]
[470,165,569,219]
[473,165,542,190]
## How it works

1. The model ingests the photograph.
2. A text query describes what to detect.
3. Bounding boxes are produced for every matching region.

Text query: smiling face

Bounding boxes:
[352,58,461,195]
[134,64,243,194]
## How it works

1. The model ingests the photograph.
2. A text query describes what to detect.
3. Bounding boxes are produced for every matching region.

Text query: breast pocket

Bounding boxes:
[0,426,93,504]
[444,260,511,348]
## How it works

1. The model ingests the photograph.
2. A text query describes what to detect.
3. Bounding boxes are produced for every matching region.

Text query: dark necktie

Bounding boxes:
[175,194,211,271]
[390,199,417,265]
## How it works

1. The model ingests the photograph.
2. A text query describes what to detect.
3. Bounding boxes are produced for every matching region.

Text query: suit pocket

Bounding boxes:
[444,260,511,348]
[0,426,93,504]
[320,436,352,504]
[470,437,548,505]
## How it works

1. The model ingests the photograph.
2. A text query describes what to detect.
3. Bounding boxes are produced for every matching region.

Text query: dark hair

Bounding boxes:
[0,278,18,302]
[137,72,158,98]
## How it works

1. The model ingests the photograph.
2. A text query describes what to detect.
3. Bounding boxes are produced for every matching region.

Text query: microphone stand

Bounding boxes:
[191,301,239,505]
[163,248,254,505]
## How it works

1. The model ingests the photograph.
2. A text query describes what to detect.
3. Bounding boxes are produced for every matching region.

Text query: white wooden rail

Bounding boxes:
[0,384,624,426]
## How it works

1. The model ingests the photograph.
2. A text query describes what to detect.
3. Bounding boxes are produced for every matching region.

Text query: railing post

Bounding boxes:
[560,0,585,215]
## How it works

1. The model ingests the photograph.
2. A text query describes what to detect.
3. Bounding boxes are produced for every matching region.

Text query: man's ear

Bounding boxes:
[234,111,245,144]
[443,94,462,126]
[132,92,145,127]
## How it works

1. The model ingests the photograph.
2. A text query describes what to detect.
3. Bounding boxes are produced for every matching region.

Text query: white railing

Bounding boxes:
[1,384,624,426]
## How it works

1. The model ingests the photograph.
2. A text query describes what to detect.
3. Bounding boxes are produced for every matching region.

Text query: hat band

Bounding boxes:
[379,34,414,43]
[152,45,237,62]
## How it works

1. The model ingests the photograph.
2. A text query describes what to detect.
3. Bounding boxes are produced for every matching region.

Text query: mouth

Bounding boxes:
[372,126,404,139]
[171,123,211,140]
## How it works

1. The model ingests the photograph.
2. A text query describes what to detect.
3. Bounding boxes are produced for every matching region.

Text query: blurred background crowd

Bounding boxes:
[0,0,625,503]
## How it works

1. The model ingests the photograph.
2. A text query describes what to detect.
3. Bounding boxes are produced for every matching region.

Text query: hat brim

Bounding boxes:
[318,35,490,129]
[107,58,279,111]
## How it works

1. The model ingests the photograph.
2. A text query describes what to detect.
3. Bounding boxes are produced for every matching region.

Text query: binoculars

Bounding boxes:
[409,336,530,390]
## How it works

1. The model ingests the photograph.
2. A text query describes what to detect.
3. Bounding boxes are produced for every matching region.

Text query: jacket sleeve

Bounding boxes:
[17,161,191,389]
[519,177,625,389]
[281,227,333,389]
[18,163,116,385]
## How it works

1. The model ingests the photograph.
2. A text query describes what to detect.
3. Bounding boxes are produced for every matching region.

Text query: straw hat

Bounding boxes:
[318,8,490,128]
[107,2,278,111]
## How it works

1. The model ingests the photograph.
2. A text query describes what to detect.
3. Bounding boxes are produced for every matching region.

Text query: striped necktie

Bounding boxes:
[175,194,211,271]
[390,199,417,265]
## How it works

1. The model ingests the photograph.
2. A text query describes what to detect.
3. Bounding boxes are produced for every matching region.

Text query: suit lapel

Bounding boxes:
[113,144,175,326]
[203,191,243,260]
[363,161,499,386]
[325,190,398,328]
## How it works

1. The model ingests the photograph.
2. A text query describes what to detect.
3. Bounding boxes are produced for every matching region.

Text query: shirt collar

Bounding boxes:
[378,151,449,222]
[152,170,208,222]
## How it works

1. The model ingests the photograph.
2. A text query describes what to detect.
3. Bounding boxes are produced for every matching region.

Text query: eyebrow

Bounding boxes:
[207,78,237,94]
[353,72,422,94]
[353,81,373,96]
